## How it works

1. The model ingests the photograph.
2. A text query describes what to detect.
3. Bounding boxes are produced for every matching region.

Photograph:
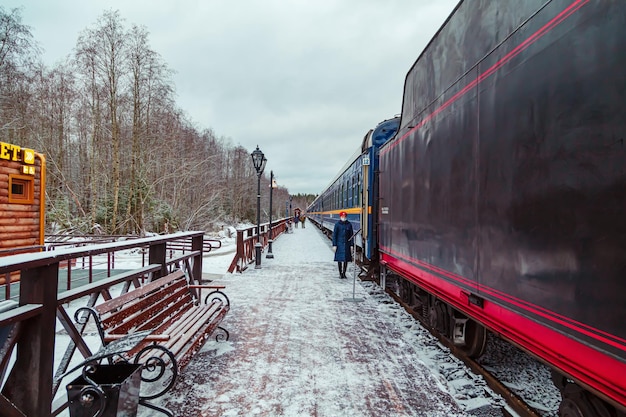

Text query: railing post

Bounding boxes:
[149,242,167,279]
[191,234,203,283]
[2,263,58,417]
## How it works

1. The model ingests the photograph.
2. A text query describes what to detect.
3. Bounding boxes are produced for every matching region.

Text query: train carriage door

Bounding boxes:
[361,152,371,259]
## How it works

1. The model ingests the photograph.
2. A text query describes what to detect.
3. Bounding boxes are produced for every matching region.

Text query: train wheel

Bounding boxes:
[428,299,450,335]
[550,369,568,390]
[452,315,487,358]
[559,384,611,417]
[461,319,487,358]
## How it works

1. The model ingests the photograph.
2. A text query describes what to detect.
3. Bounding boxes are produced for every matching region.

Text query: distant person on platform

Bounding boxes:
[332,211,353,279]
[300,213,306,228]
[294,208,301,228]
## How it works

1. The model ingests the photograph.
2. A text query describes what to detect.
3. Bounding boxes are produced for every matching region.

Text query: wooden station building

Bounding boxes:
[0,140,46,258]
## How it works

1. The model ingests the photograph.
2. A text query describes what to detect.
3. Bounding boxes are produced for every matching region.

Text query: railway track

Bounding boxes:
[317,225,560,417]
[354,275,557,417]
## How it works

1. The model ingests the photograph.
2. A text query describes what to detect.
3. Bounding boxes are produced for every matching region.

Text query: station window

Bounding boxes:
[9,174,34,204]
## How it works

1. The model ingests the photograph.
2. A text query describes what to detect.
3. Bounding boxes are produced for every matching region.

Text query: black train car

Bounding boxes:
[378,0,626,415]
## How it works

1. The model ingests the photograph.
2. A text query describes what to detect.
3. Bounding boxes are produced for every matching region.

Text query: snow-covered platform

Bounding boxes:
[149,224,505,417]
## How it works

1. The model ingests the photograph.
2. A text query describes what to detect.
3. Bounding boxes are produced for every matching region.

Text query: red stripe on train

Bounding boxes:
[380,244,626,350]
[380,251,626,409]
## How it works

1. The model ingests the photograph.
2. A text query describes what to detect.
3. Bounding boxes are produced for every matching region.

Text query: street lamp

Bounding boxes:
[289,195,293,233]
[251,145,266,269]
[266,171,277,259]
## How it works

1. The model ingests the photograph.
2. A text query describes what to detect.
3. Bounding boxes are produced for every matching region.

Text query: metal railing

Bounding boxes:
[1,234,223,302]
[228,218,289,273]
[0,232,206,417]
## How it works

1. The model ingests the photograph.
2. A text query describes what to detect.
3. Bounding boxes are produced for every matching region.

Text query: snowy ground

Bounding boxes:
[128,225,511,417]
[45,225,541,416]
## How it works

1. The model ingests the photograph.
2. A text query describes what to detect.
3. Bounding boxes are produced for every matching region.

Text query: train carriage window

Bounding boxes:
[338,185,341,208]
[9,174,34,204]
[357,173,361,206]
[339,186,341,208]
[348,178,352,207]
[340,184,344,208]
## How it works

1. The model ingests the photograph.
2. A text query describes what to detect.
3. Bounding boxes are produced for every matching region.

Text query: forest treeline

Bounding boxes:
[1,7,315,235]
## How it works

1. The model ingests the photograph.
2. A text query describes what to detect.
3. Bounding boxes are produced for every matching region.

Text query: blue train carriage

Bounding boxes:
[378,0,626,415]
[308,117,399,264]
[307,148,363,243]
[361,117,400,260]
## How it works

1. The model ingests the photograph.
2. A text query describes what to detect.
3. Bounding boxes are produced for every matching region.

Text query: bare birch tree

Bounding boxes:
[2,7,286,235]
[0,6,39,141]
[125,23,173,234]
[74,10,127,233]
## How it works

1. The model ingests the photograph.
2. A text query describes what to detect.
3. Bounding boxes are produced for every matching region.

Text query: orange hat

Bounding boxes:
[339,211,347,217]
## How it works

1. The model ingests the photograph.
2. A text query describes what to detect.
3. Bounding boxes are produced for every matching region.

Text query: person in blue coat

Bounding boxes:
[332,211,354,278]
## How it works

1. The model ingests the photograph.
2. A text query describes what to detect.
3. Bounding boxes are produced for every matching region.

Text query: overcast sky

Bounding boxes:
[7,0,458,195]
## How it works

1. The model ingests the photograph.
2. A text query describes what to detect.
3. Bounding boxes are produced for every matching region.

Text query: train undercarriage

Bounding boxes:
[381,268,487,358]
[377,265,625,417]
[313,214,625,416]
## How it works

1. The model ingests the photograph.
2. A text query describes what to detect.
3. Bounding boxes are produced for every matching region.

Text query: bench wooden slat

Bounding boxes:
[188,285,226,290]
[104,334,170,342]
[57,264,163,304]
[95,270,186,315]
[154,304,203,339]
[177,305,230,369]
[168,303,223,346]
[124,303,214,358]
[145,310,200,354]
[127,301,223,360]
[167,305,223,355]
[104,284,191,334]
[133,293,194,334]
[82,269,229,376]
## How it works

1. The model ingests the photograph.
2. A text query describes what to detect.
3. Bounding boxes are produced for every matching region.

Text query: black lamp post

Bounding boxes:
[289,195,293,233]
[251,145,266,269]
[266,171,277,259]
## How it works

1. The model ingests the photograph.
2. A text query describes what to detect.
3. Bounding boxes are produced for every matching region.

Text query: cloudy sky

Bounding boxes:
[8,0,458,195]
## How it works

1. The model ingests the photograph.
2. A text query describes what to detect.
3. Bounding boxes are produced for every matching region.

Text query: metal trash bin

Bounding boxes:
[67,363,142,417]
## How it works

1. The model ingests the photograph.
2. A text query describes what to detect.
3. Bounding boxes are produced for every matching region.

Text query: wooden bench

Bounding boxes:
[78,269,230,372]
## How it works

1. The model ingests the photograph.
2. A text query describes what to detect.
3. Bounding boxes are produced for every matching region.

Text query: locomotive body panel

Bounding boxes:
[379,0,626,410]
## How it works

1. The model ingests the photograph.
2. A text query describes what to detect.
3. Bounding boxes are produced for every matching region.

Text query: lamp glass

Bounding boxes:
[251,146,265,173]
